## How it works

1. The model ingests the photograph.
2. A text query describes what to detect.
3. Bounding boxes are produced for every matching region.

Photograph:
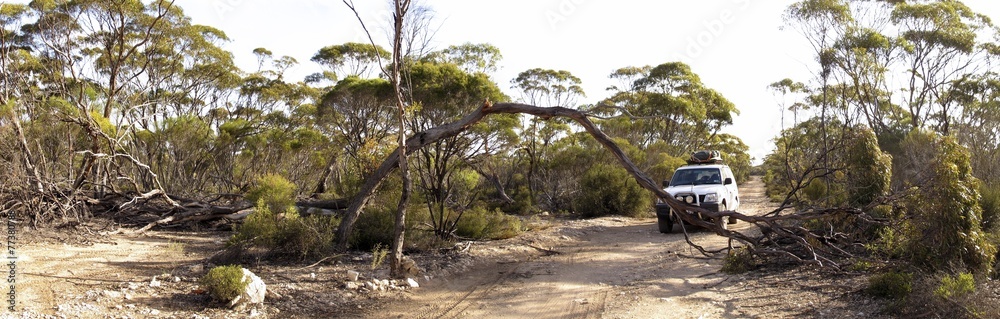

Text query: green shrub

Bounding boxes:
[574,164,651,218]
[401,206,448,251]
[866,271,912,299]
[455,208,489,239]
[896,131,996,273]
[279,214,338,258]
[486,174,536,216]
[844,128,892,208]
[201,265,247,302]
[721,247,755,274]
[935,273,975,299]
[350,206,395,251]
[370,243,389,270]
[347,203,452,253]
[245,174,297,214]
[486,211,523,240]
[980,184,1000,232]
[848,260,875,272]
[867,224,905,259]
[762,170,787,201]
[229,200,281,247]
[228,200,337,258]
[455,207,523,240]
[761,125,890,211]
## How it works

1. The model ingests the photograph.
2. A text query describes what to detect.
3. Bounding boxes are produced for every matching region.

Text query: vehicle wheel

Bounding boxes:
[727,202,737,224]
[657,212,674,233]
[716,203,729,231]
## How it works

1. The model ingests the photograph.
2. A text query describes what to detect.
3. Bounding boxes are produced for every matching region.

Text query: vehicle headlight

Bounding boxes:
[675,195,695,204]
[704,193,718,203]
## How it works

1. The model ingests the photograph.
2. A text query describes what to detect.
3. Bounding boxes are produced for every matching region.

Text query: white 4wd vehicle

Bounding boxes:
[655,151,740,233]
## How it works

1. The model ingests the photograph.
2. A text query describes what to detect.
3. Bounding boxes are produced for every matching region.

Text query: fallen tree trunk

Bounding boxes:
[332,101,883,268]
[128,198,251,233]
[333,101,497,249]
[334,102,749,249]
[88,190,348,232]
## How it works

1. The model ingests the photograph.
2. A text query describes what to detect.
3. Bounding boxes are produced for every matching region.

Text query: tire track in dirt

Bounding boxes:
[433,262,520,319]
[376,219,712,318]
[374,177,776,319]
[523,242,612,319]
[16,232,225,316]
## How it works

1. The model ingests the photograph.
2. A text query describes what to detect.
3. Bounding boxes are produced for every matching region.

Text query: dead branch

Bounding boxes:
[329,102,889,268]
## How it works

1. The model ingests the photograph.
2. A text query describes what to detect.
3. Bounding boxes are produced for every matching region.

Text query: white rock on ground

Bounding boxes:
[406,278,419,288]
[229,268,267,307]
[102,290,121,299]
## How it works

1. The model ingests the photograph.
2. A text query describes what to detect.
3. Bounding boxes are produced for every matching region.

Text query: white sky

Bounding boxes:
[172,0,813,163]
[12,0,1000,163]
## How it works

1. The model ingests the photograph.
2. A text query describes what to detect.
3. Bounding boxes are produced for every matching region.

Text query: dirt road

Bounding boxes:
[375,177,797,319]
[10,177,878,318]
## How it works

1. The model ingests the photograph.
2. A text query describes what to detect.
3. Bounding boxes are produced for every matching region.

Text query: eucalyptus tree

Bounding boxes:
[15,0,172,194]
[587,62,750,208]
[783,0,853,184]
[405,59,509,238]
[948,73,1000,184]
[764,0,1000,284]
[768,78,808,131]
[339,0,431,278]
[311,42,391,80]
[786,0,998,136]
[133,21,241,194]
[424,42,503,75]
[0,3,45,194]
[316,76,396,193]
[411,45,514,209]
[599,62,739,151]
[891,1,993,133]
[510,68,584,208]
[0,0,252,211]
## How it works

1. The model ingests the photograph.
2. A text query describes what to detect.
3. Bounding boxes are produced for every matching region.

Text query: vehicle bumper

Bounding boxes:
[655,202,722,223]
[656,202,721,213]
[700,202,721,212]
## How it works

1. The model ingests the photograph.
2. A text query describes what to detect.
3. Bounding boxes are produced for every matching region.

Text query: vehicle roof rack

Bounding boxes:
[686,150,723,164]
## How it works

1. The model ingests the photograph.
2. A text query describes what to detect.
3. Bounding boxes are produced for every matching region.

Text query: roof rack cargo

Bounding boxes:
[686,150,723,164]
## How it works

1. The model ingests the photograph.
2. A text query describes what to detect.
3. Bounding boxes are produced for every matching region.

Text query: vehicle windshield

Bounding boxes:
[669,168,723,186]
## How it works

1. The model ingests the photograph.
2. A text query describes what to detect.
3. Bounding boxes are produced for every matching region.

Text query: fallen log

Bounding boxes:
[123,195,349,233]
[327,102,889,269]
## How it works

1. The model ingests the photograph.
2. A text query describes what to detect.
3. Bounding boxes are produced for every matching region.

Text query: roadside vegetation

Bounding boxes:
[758,0,1000,316]
[2,0,1000,317]
[0,0,748,253]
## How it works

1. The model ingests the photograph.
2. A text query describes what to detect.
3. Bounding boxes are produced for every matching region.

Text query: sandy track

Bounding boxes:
[10,177,882,318]
[11,230,229,318]
[375,177,776,319]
